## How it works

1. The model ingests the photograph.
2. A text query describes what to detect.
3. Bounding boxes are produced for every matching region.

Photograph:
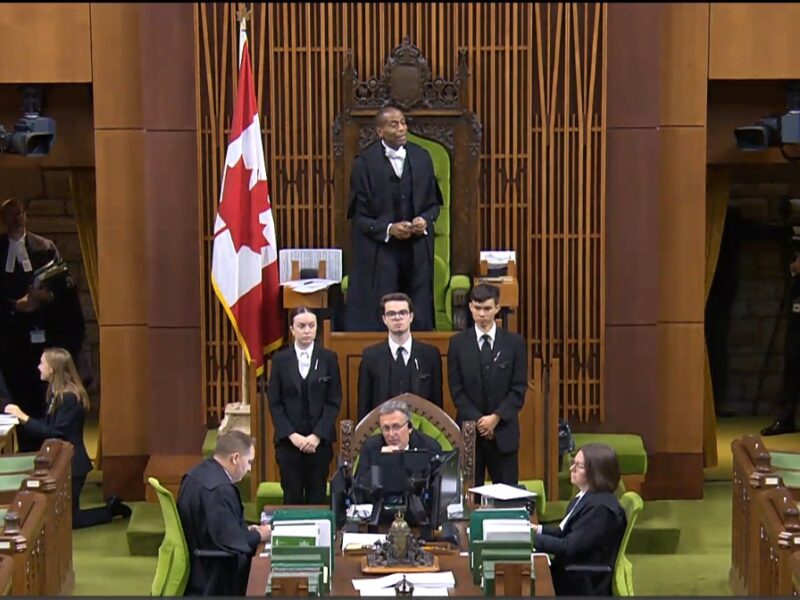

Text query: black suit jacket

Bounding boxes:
[354,429,442,493]
[447,327,527,453]
[345,140,442,331]
[534,491,627,596]
[267,344,342,444]
[177,458,261,596]
[357,338,443,420]
[22,391,93,478]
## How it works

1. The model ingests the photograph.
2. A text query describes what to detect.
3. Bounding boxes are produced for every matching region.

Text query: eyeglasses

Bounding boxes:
[380,422,409,434]
[384,310,410,319]
[570,460,586,470]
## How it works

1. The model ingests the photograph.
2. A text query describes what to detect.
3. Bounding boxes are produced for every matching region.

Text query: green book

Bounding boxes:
[468,507,529,544]
[273,508,335,568]
[470,539,532,585]
[271,546,331,590]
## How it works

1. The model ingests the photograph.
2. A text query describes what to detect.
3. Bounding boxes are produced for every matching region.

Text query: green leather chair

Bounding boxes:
[148,476,237,596]
[562,490,643,597]
[342,132,471,331]
[148,477,190,596]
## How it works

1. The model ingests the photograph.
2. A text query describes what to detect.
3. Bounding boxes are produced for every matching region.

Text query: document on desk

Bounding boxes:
[360,587,449,596]
[352,571,455,592]
[280,278,338,294]
[468,483,537,501]
[341,532,385,551]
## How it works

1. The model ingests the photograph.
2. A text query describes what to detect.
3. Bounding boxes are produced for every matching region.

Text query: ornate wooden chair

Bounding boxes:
[333,38,482,330]
[338,393,475,492]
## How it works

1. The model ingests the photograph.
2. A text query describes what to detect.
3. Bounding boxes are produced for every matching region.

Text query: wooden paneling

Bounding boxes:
[144,132,200,328]
[90,3,143,129]
[148,329,205,455]
[658,127,706,323]
[643,452,704,499]
[657,323,704,453]
[196,2,607,425]
[94,130,147,326]
[0,4,91,83]
[606,4,661,129]
[660,4,709,126]
[99,325,149,455]
[710,4,800,80]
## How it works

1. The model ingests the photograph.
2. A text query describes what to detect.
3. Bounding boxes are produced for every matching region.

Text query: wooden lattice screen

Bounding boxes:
[196,2,606,425]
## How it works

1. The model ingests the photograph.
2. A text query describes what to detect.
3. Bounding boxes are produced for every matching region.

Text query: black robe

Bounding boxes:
[177,458,261,596]
[345,140,442,331]
[534,491,627,596]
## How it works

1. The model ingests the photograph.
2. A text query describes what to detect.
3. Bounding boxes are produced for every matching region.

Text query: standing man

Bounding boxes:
[0,198,85,451]
[267,307,342,503]
[177,430,271,596]
[447,283,527,485]
[345,105,443,331]
[357,292,443,421]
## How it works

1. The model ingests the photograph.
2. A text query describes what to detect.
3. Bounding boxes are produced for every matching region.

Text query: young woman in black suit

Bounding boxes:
[533,442,628,596]
[4,347,131,529]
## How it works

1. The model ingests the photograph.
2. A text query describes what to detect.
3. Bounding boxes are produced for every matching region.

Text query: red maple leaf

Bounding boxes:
[218,158,271,253]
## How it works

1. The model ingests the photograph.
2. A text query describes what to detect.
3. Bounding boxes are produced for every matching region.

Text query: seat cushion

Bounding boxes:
[0,455,36,474]
[566,433,648,475]
[770,451,800,471]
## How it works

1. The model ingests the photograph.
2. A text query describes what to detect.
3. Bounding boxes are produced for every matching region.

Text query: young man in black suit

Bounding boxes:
[357,292,443,421]
[447,283,527,486]
[267,307,342,504]
[345,105,443,331]
[354,398,442,493]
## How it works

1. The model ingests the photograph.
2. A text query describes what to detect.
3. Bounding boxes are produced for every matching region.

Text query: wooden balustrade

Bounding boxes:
[754,486,800,596]
[0,491,48,596]
[730,435,800,596]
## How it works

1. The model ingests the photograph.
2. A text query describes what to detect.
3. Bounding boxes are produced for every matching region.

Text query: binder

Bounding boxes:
[470,539,533,585]
[468,507,529,544]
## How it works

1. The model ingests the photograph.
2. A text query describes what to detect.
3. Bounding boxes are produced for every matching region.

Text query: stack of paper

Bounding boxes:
[352,571,455,596]
[468,483,536,502]
[272,523,320,547]
[482,519,532,542]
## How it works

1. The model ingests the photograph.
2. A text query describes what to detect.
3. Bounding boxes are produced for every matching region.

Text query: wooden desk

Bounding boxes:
[246,549,554,597]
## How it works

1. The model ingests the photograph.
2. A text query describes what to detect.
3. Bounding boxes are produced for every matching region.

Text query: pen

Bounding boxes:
[494,351,501,362]
[414,358,419,370]
[314,359,319,370]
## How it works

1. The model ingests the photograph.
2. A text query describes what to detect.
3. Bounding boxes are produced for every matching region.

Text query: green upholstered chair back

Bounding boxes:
[148,477,190,597]
[406,132,453,330]
[613,491,644,597]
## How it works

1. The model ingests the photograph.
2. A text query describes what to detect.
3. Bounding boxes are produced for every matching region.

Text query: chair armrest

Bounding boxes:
[564,564,613,574]
[193,548,237,559]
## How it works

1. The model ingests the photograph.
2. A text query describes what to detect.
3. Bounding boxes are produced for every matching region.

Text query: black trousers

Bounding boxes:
[474,436,519,486]
[72,475,112,529]
[373,241,434,331]
[275,442,333,504]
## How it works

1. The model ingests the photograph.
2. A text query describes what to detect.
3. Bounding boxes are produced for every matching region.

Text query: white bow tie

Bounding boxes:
[385,146,406,161]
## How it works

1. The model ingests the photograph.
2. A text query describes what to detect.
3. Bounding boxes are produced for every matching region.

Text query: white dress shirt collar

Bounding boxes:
[474,323,497,348]
[381,140,406,177]
[5,234,32,273]
[388,336,412,365]
[294,341,314,361]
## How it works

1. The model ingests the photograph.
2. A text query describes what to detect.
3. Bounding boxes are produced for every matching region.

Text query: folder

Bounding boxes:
[469,539,532,586]
[468,507,529,544]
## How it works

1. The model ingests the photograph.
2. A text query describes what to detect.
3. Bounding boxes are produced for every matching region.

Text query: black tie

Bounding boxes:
[396,346,406,366]
[480,334,493,365]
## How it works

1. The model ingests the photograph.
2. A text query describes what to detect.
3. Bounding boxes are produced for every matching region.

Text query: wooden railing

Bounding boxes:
[754,485,800,596]
[0,490,48,596]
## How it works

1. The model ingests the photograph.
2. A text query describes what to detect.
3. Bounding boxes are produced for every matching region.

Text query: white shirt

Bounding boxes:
[294,341,314,379]
[388,336,412,366]
[475,323,497,351]
[559,490,586,529]
[382,140,406,177]
[5,235,32,273]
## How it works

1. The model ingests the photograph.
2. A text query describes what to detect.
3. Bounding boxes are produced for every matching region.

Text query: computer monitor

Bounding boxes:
[364,449,434,526]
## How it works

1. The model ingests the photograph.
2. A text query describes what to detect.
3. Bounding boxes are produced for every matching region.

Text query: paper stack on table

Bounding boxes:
[468,483,536,501]
[353,571,455,596]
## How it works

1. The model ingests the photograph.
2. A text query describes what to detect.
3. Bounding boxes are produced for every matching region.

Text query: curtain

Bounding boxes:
[703,167,730,469]
[69,168,101,467]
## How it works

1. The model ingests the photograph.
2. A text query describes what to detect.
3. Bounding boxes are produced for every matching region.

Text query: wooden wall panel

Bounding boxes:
[196,2,607,426]
[90,3,143,129]
[658,127,706,323]
[710,4,800,80]
[94,130,147,326]
[660,3,709,126]
[99,326,149,455]
[0,4,91,83]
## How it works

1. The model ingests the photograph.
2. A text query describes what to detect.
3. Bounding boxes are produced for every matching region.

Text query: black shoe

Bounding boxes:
[106,494,132,519]
[761,419,797,436]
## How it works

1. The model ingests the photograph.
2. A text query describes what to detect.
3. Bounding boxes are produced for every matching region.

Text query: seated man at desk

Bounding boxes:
[354,399,442,522]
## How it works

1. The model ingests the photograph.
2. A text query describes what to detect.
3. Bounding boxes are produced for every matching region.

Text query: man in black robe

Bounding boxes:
[0,198,86,451]
[345,105,442,331]
[177,430,270,596]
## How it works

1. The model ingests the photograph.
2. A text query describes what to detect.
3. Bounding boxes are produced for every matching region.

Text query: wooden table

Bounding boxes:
[247,546,554,596]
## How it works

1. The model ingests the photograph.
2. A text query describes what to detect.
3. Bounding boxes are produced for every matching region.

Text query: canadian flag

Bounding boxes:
[211,18,283,374]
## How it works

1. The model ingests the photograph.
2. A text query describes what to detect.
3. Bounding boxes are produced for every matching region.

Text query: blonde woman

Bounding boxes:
[4,347,131,528]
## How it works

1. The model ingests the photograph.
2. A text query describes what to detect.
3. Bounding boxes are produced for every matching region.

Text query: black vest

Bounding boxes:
[389,352,413,398]
[387,157,414,223]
